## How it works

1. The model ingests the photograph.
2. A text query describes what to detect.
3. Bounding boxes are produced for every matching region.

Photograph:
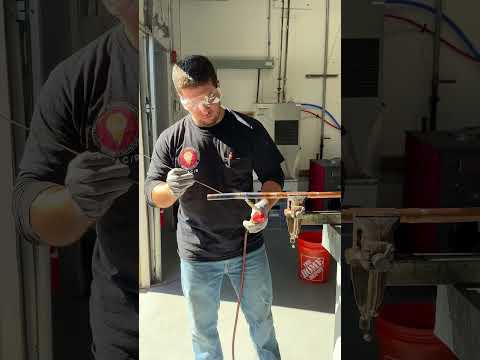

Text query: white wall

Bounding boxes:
[382,0,480,156]
[174,0,341,170]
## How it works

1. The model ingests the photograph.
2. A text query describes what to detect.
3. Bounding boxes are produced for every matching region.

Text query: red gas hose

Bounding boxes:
[231,229,249,360]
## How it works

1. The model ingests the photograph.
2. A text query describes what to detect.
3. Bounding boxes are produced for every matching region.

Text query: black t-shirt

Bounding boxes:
[13,25,139,293]
[145,109,284,261]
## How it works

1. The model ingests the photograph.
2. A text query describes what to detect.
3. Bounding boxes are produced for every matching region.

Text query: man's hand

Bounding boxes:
[166,168,195,198]
[65,151,132,219]
[242,199,270,234]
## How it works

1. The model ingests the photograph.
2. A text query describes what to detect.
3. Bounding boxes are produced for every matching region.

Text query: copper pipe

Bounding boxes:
[207,191,342,201]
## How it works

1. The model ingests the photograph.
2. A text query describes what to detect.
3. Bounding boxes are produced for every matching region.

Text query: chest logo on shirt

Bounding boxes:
[92,102,139,157]
[178,147,200,171]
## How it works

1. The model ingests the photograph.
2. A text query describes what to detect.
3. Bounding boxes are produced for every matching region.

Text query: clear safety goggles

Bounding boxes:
[180,88,222,109]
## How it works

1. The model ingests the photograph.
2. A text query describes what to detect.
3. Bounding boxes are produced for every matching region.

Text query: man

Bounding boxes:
[145,55,284,360]
[13,1,139,358]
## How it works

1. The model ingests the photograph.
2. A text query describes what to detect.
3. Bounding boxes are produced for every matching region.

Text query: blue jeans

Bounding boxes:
[180,245,281,360]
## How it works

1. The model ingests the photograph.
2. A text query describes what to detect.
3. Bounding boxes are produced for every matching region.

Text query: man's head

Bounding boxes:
[172,55,223,127]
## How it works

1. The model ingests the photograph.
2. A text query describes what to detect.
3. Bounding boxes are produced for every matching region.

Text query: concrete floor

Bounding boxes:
[139,225,337,360]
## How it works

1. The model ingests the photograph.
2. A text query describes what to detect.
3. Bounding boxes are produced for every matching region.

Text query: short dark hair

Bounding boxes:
[172,55,218,92]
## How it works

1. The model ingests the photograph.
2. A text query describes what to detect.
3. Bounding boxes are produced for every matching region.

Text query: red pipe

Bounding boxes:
[384,14,480,63]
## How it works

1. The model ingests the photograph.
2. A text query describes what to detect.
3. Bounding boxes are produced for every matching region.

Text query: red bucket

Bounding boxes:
[297,231,330,283]
[375,303,457,360]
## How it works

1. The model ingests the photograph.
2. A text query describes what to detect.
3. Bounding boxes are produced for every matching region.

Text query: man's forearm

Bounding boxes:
[30,185,94,246]
[260,180,282,210]
[150,182,178,208]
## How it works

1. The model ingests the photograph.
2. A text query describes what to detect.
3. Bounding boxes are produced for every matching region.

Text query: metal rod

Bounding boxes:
[413,252,480,256]
[256,68,261,103]
[2,114,81,157]
[21,0,34,131]
[264,0,271,104]
[396,254,480,262]
[320,0,330,159]
[156,162,222,194]
[194,179,222,194]
[3,113,143,186]
[207,191,342,201]
[153,162,221,194]
[267,0,272,58]
[281,0,291,103]
[2,113,156,164]
[345,207,480,217]
[306,74,338,78]
[430,0,442,131]
[277,0,285,103]
[343,207,480,223]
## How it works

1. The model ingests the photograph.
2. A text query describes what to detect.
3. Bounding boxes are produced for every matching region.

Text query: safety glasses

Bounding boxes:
[180,88,222,109]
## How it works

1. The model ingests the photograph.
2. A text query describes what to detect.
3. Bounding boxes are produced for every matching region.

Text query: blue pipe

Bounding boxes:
[384,0,480,60]
[300,103,341,129]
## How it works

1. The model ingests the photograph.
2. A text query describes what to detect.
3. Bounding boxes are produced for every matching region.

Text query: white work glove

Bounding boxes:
[166,168,195,198]
[242,199,270,234]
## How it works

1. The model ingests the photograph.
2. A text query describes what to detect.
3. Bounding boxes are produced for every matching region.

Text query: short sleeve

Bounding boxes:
[13,65,80,244]
[144,129,175,205]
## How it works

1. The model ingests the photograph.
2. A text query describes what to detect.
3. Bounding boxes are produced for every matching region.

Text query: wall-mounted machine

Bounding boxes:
[254,102,301,181]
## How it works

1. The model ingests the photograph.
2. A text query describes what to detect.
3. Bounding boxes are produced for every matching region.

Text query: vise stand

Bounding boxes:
[284,195,341,247]
[344,208,480,342]
[283,195,342,359]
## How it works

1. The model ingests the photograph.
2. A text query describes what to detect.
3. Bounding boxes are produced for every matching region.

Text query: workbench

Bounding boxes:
[321,223,341,360]
[343,207,480,358]
[435,285,480,359]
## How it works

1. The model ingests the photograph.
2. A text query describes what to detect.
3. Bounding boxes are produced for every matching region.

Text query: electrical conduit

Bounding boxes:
[384,0,480,60]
